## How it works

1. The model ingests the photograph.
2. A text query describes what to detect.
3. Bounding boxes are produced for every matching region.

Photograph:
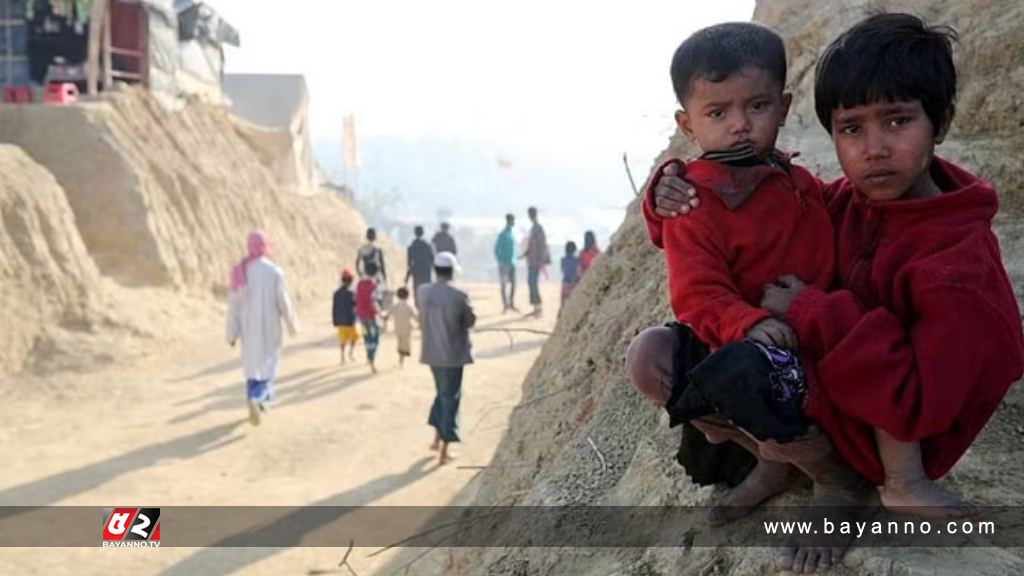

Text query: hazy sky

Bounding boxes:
[210,0,755,169]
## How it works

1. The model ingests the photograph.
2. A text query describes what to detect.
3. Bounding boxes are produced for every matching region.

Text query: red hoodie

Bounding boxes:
[355,278,378,320]
[785,157,1024,483]
[642,156,835,347]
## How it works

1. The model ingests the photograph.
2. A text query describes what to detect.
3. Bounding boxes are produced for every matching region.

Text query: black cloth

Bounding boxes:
[332,287,356,326]
[672,340,810,443]
[663,323,755,488]
[407,238,434,283]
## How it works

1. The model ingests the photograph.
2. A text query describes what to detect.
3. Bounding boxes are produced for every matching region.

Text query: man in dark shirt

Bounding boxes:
[431,222,457,255]
[405,225,434,307]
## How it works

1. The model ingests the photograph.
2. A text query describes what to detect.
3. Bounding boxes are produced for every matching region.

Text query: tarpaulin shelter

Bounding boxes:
[0,0,30,87]
[173,0,237,101]
[0,0,236,100]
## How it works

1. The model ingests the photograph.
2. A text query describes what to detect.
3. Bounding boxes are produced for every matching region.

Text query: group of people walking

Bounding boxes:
[225,226,475,466]
[224,209,599,461]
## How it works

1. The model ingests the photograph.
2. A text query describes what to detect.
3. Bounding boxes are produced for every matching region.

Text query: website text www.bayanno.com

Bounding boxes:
[765,517,996,539]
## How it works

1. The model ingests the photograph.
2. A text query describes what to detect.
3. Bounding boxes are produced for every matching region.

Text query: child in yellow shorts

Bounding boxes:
[332,269,359,364]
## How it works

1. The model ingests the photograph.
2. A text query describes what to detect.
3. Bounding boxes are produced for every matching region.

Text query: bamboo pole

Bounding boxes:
[86,0,108,95]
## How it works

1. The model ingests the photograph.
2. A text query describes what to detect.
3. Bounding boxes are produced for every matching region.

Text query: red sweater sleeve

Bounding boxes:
[640,159,685,250]
[788,284,1023,441]
[663,213,770,348]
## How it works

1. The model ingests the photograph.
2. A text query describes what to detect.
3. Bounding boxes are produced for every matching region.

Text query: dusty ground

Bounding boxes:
[0,280,559,575]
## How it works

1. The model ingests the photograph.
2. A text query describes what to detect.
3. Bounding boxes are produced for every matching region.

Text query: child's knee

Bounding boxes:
[626,326,676,406]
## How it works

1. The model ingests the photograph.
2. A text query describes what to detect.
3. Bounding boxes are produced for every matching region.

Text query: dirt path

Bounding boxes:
[0,281,560,575]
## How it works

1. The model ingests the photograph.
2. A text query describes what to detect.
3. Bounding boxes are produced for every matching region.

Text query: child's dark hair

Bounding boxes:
[397,287,409,300]
[814,13,958,134]
[670,22,787,104]
[565,241,577,255]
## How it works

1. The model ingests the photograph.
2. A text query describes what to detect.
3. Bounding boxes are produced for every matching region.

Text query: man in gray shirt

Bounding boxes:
[417,251,476,465]
[521,206,550,318]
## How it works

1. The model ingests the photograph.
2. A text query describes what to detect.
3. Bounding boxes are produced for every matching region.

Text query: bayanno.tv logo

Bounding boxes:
[102,507,161,548]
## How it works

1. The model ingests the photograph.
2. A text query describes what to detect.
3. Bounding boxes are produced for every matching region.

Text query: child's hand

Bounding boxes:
[760,274,807,317]
[651,162,699,218]
[746,318,798,350]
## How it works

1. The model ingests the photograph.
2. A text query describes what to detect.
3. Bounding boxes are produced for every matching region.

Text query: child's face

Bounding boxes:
[830,99,948,202]
[676,67,791,158]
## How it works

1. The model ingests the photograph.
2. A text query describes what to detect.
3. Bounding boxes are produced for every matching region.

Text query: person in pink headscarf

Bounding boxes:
[225,230,298,426]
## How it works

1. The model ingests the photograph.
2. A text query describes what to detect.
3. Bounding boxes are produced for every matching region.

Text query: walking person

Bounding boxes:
[356,227,387,288]
[383,286,417,368]
[494,213,519,313]
[332,269,359,364]
[431,222,458,255]
[405,225,434,307]
[418,252,475,465]
[355,262,382,373]
[226,230,298,426]
[520,206,550,317]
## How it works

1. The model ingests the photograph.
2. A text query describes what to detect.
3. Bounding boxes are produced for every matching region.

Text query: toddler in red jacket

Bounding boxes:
[626,21,868,534]
[640,15,1024,555]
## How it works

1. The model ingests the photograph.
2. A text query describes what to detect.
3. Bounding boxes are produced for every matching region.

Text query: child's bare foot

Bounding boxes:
[708,461,800,526]
[881,477,977,518]
[776,482,871,574]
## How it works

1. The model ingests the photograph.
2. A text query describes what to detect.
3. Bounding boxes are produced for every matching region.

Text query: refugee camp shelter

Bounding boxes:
[0,0,237,101]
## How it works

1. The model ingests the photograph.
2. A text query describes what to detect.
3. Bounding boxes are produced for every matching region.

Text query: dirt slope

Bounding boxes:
[0,88,393,295]
[0,88,402,377]
[0,145,101,375]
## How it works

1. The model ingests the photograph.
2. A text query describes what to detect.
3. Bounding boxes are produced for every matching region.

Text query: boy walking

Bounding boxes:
[332,269,359,364]
[384,287,417,367]
[355,262,382,373]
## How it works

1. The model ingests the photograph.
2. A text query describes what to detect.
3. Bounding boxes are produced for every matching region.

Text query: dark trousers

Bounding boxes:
[412,276,430,307]
[527,266,542,305]
[499,263,516,309]
[428,366,463,442]
[360,318,380,361]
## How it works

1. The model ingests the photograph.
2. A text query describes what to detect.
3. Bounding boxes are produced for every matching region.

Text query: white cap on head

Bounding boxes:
[434,251,459,271]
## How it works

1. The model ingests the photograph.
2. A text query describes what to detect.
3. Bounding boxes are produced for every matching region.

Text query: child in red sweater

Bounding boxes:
[641,13,1024,570]
[355,262,382,373]
[626,21,865,532]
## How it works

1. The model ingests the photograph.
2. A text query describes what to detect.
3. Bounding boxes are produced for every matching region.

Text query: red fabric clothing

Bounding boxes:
[787,157,1024,484]
[578,248,600,277]
[355,278,378,320]
[645,157,835,347]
